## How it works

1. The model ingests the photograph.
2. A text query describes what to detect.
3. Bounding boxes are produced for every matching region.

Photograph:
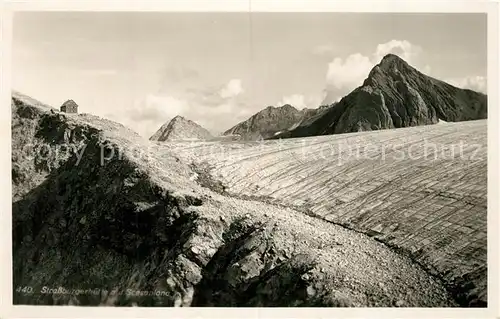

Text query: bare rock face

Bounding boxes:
[223,104,316,140]
[332,86,395,133]
[150,116,213,141]
[277,54,487,139]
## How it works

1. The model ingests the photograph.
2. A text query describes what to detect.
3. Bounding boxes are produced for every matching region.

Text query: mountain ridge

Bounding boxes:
[273,54,487,139]
[222,103,333,140]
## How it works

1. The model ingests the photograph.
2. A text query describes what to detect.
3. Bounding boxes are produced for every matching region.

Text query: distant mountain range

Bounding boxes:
[149,116,213,141]
[150,54,487,142]
[221,104,325,140]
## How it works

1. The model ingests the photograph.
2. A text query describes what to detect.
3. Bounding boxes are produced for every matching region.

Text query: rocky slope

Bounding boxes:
[275,54,487,139]
[149,116,213,141]
[11,92,456,307]
[223,104,321,140]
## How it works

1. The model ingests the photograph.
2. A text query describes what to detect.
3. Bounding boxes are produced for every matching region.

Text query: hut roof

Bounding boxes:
[62,99,78,107]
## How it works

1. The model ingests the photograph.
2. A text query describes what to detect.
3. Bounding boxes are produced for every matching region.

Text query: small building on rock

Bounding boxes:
[60,100,78,113]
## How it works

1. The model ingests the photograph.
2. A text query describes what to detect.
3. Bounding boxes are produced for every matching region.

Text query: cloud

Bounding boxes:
[105,94,188,138]
[219,79,243,98]
[323,39,425,104]
[373,40,422,64]
[113,78,249,138]
[446,76,487,93]
[140,94,187,119]
[321,90,343,105]
[326,53,373,90]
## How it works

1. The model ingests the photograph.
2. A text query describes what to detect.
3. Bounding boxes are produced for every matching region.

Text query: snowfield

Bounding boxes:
[160,119,488,305]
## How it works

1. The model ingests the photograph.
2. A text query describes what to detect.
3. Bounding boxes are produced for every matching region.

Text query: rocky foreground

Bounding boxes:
[12,91,458,307]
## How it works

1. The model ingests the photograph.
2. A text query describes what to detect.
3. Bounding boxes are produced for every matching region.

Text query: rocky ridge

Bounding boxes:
[222,104,323,140]
[274,54,487,139]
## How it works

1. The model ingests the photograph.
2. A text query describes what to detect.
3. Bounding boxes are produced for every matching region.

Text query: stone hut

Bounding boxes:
[60,100,78,113]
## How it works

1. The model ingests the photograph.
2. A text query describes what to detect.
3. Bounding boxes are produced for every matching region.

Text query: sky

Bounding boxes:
[12,12,487,138]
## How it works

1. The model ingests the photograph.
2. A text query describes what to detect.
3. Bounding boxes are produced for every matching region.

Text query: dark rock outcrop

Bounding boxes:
[275,54,487,139]
[150,116,213,141]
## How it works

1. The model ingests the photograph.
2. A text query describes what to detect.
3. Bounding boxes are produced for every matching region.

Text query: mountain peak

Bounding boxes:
[149,116,212,141]
[263,104,298,113]
[223,103,306,140]
[280,104,297,110]
[377,54,410,72]
[364,54,412,86]
[380,53,405,64]
[284,53,487,139]
[171,115,186,122]
[381,53,401,60]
